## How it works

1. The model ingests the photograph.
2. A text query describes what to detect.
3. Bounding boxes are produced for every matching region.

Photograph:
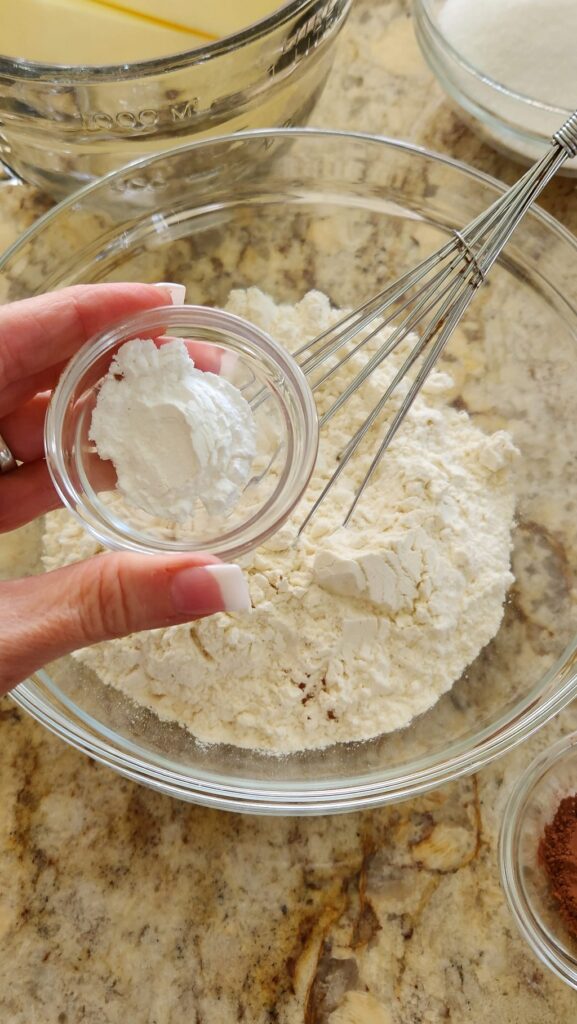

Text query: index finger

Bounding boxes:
[0,283,173,414]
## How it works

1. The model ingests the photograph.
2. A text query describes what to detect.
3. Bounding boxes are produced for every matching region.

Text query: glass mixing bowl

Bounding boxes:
[500,733,577,990]
[413,0,576,172]
[0,0,350,199]
[2,128,577,814]
[45,304,318,559]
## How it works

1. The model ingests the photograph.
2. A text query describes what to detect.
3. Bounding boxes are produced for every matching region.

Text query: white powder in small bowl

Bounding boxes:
[89,337,256,522]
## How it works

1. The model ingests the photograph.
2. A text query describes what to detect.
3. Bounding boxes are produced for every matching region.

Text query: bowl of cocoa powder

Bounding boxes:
[500,732,577,989]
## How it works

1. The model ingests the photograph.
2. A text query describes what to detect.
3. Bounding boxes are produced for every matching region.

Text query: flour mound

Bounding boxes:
[43,289,518,753]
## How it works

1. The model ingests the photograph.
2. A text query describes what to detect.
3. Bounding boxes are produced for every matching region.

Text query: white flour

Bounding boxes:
[43,289,518,753]
[89,337,256,521]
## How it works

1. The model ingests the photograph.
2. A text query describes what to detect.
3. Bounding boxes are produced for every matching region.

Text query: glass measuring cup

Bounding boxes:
[0,0,351,198]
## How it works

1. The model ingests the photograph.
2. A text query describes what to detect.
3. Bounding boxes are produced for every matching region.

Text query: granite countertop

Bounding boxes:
[1,1,577,1021]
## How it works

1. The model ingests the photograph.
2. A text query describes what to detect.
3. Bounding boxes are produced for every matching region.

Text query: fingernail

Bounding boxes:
[219,350,239,377]
[171,564,251,616]
[207,565,251,612]
[155,281,186,304]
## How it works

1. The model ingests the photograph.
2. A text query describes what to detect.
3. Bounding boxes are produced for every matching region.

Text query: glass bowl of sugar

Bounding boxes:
[413,0,576,171]
[45,303,319,559]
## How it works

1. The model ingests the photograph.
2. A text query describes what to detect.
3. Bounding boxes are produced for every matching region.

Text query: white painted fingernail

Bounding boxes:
[155,281,186,304]
[205,564,251,613]
[219,350,239,377]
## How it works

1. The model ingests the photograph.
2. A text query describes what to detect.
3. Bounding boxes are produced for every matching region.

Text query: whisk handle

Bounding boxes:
[552,112,577,158]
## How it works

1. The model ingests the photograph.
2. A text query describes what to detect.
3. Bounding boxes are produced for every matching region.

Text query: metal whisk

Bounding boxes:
[296,112,577,535]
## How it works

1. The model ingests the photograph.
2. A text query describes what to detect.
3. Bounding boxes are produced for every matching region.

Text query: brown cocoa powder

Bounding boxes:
[539,793,577,939]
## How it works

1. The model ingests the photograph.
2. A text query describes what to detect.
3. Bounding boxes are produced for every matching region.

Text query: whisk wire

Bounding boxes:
[300,154,556,401]
[298,267,478,535]
[297,111,577,532]
[342,284,477,526]
[310,246,472,396]
[317,241,482,430]
[297,244,454,374]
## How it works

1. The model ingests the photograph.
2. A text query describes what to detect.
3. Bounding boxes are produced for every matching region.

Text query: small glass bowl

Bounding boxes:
[45,304,319,560]
[413,0,576,172]
[0,0,351,199]
[500,732,577,990]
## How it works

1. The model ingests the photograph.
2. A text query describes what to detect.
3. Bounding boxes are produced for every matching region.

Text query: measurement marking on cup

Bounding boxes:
[171,100,198,121]
[82,98,199,132]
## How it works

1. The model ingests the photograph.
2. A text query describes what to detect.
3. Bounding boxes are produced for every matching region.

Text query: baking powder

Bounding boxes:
[89,337,256,522]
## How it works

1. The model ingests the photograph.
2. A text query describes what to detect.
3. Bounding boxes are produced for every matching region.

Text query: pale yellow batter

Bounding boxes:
[0,0,282,64]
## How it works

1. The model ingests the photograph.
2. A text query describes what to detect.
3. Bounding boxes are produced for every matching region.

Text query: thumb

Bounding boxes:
[0,552,251,694]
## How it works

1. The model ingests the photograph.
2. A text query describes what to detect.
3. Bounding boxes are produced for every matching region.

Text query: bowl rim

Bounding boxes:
[3,127,577,266]
[4,125,577,813]
[415,0,571,116]
[12,650,577,814]
[0,0,339,81]
[499,731,577,990]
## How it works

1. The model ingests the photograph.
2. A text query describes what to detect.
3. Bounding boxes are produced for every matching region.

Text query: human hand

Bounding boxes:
[0,284,250,695]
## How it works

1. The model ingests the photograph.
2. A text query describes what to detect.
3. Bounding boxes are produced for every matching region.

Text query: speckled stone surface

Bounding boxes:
[1,1,577,1021]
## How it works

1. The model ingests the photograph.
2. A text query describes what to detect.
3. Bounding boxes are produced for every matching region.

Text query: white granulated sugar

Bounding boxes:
[43,289,518,753]
[90,337,256,521]
[439,0,575,109]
